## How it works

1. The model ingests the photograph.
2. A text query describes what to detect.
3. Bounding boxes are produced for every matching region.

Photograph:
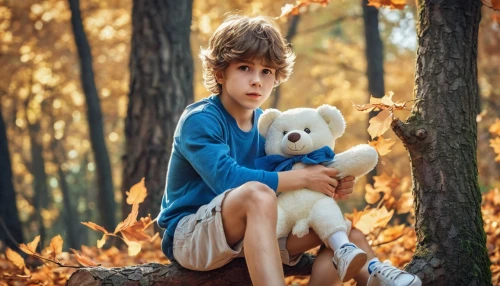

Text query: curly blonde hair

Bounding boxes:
[199,15,296,95]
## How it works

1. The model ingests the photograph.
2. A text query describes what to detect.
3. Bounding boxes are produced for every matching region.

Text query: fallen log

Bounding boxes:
[66,253,315,285]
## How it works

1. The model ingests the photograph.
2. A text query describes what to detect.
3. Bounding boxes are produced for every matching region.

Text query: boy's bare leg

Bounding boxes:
[286,228,376,286]
[221,182,285,286]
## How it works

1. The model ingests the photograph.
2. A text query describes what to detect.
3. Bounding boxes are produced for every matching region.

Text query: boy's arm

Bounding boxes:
[180,113,278,193]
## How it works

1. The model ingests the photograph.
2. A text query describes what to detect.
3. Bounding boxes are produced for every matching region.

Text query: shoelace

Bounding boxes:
[332,245,355,268]
[374,261,405,279]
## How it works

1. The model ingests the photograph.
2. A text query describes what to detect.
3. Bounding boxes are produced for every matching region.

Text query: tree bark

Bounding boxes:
[68,0,116,231]
[362,0,385,185]
[122,0,194,220]
[391,1,491,284]
[66,254,315,285]
[0,108,24,249]
[271,15,300,109]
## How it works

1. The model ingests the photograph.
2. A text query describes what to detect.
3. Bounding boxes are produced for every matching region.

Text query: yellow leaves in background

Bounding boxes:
[489,118,500,162]
[82,178,156,256]
[279,0,331,18]
[367,0,406,10]
[368,110,392,141]
[369,135,396,156]
[19,235,40,255]
[6,248,30,275]
[483,0,500,11]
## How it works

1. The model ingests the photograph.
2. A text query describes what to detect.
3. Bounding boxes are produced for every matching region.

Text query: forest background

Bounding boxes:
[0,0,499,285]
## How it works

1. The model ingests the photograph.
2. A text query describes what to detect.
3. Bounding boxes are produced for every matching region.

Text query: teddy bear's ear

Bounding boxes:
[258,109,281,137]
[317,104,346,139]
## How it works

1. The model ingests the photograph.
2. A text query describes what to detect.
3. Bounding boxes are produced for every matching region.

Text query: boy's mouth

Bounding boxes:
[246,92,261,97]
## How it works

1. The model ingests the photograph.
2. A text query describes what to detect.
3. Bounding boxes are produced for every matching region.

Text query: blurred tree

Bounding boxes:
[0,107,24,249]
[392,0,491,283]
[68,0,116,232]
[122,0,194,219]
[362,0,384,185]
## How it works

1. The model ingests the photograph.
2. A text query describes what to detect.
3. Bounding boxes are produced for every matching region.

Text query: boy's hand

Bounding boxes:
[303,165,340,197]
[333,176,355,200]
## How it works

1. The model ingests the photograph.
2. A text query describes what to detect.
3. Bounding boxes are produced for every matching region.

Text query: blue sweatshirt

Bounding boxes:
[157,95,279,259]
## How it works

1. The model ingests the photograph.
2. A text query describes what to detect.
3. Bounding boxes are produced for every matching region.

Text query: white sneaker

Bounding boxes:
[367,260,422,286]
[332,243,367,282]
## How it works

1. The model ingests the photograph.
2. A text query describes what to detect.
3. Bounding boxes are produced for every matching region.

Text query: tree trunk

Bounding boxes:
[122,0,194,220]
[67,254,315,285]
[271,15,300,109]
[68,0,116,231]
[391,1,491,284]
[0,108,24,249]
[362,0,384,185]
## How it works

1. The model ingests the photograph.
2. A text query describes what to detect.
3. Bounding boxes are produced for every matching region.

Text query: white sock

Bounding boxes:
[368,258,381,274]
[327,231,350,251]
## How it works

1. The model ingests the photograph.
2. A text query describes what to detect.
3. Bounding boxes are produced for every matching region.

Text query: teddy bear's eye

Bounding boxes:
[304,128,311,134]
[283,131,288,135]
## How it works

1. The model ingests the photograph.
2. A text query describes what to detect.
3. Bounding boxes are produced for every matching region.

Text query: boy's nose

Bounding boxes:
[250,74,262,87]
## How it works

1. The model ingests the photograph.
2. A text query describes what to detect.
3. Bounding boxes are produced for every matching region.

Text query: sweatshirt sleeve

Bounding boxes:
[178,112,278,193]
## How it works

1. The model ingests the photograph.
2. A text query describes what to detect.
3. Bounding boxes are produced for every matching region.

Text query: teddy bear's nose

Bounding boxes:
[287,132,301,143]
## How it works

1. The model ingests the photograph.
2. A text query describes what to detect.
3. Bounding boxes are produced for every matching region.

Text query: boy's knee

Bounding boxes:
[240,181,276,208]
[349,228,366,244]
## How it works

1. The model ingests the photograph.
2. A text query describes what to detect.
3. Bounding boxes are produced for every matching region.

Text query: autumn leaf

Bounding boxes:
[125,241,142,256]
[377,224,406,244]
[354,207,394,235]
[19,235,40,255]
[490,137,500,162]
[47,235,64,261]
[6,248,26,270]
[114,202,139,234]
[396,192,414,214]
[369,135,396,156]
[121,222,152,242]
[365,184,381,204]
[368,109,393,139]
[70,248,99,267]
[126,177,147,205]
[97,234,107,249]
[81,221,109,234]
[150,232,160,243]
[367,0,406,9]
[489,118,500,136]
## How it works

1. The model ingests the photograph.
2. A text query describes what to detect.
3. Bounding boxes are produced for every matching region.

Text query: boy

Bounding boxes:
[158,15,421,286]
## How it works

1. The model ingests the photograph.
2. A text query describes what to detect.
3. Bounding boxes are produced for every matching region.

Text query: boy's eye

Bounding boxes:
[283,131,288,135]
[238,66,250,71]
[304,128,311,134]
[263,69,273,75]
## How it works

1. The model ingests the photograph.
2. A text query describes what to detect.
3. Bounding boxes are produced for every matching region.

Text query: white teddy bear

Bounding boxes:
[256,104,378,281]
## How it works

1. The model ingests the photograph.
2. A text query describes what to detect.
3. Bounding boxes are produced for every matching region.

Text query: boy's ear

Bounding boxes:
[258,109,281,137]
[317,104,346,139]
[215,69,225,84]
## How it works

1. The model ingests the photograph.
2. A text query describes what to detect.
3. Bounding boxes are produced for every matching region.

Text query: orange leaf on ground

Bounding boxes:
[368,109,392,139]
[19,235,40,255]
[126,178,147,205]
[114,202,139,234]
[70,249,99,267]
[367,0,406,9]
[369,135,396,156]
[126,241,142,256]
[396,192,414,214]
[483,0,500,10]
[97,234,107,249]
[47,235,64,261]
[354,207,394,235]
[81,221,109,234]
[490,137,500,162]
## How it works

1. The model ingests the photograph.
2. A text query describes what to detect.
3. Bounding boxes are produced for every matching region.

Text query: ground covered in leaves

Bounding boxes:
[1,186,499,285]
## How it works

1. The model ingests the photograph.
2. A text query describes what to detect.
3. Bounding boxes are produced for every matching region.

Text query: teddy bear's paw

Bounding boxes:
[291,219,310,238]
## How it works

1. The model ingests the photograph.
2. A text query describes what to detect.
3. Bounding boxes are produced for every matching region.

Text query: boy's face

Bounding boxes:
[218,58,276,112]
